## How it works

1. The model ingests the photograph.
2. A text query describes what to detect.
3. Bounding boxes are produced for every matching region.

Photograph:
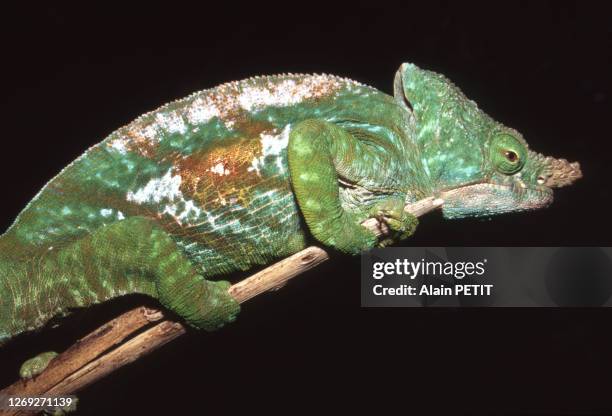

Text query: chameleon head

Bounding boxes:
[394,63,582,219]
[435,133,582,218]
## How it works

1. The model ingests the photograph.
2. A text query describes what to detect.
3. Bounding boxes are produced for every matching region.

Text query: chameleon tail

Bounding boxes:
[0,261,12,347]
[0,224,159,344]
[0,243,86,343]
[0,256,32,346]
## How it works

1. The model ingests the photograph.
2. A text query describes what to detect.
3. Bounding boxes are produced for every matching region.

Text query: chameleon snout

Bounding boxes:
[537,156,582,188]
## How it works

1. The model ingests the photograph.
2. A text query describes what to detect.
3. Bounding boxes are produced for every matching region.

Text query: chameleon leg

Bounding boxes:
[288,119,413,254]
[125,217,240,331]
[96,217,240,330]
[63,216,239,331]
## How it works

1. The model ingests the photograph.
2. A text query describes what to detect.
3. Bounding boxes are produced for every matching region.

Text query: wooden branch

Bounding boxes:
[0,197,442,416]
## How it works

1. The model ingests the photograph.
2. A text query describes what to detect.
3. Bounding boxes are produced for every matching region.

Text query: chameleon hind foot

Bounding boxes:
[141,219,240,331]
[159,278,240,331]
[19,351,58,379]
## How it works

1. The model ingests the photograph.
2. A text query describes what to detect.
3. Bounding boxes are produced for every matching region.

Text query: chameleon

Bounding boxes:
[0,63,581,381]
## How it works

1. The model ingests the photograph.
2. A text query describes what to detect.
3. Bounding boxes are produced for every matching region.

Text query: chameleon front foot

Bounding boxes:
[370,199,418,247]
[19,351,58,379]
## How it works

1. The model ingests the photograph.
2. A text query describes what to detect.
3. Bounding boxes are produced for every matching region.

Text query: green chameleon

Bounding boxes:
[0,63,581,380]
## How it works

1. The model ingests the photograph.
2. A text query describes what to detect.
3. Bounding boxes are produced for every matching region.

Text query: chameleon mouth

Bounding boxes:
[433,156,581,218]
[437,181,554,218]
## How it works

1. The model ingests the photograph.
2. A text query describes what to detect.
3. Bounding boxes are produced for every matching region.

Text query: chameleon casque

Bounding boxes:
[0,63,581,379]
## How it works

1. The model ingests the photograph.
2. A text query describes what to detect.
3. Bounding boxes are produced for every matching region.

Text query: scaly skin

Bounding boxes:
[0,65,581,377]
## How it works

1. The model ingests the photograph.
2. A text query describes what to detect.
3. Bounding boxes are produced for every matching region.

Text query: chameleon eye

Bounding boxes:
[491,133,527,175]
[504,150,518,162]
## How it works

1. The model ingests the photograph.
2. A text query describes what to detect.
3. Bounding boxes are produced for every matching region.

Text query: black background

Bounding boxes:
[1,2,611,414]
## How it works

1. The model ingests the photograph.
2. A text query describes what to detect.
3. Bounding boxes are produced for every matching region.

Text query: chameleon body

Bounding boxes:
[0,64,581,376]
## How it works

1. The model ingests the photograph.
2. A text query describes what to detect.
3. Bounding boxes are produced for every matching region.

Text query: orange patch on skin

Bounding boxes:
[126,130,161,158]
[174,137,264,208]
